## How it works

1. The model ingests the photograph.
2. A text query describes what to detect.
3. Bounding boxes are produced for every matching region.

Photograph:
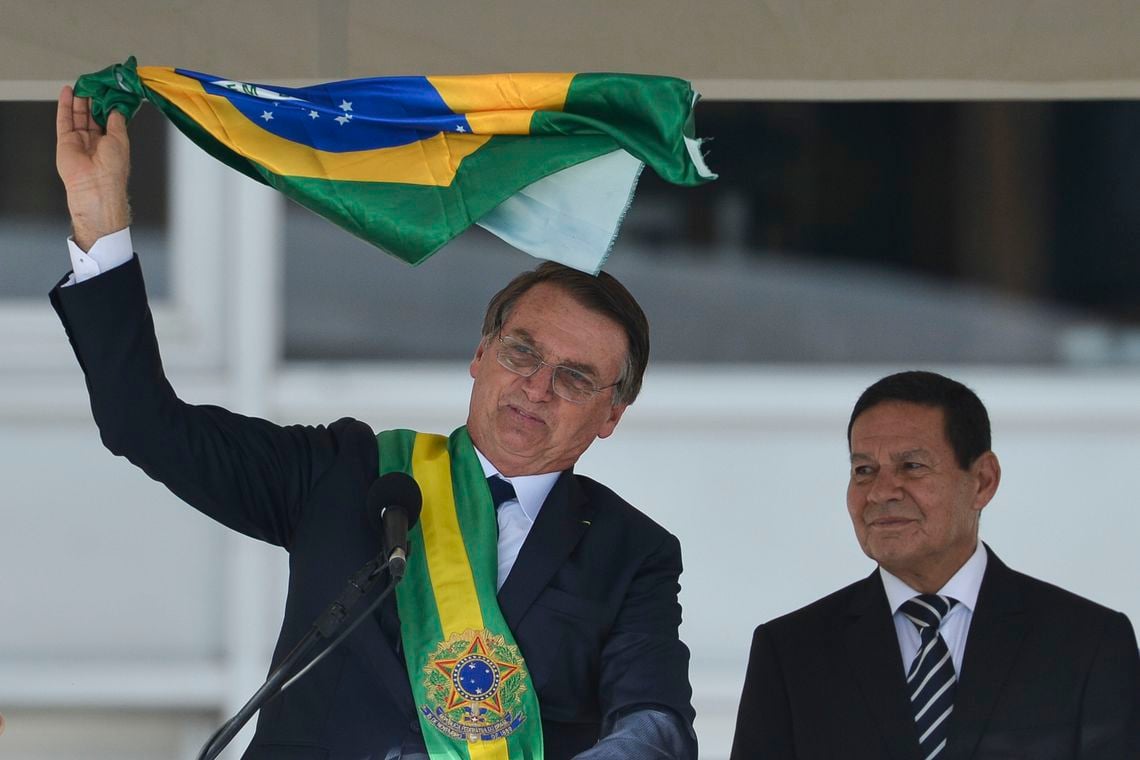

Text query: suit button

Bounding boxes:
[410,720,421,733]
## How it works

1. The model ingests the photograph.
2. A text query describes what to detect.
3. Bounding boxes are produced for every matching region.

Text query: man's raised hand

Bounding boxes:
[56,84,131,251]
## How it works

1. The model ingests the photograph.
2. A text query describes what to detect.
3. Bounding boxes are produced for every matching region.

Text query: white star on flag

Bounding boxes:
[260,111,273,121]
[456,125,466,133]
[338,100,353,112]
[308,110,320,119]
[335,114,352,125]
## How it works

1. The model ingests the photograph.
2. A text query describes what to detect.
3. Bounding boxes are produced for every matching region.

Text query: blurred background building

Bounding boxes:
[2,2,1139,758]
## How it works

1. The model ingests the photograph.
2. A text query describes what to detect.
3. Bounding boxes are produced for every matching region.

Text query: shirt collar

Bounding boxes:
[880,541,988,615]
[473,447,560,523]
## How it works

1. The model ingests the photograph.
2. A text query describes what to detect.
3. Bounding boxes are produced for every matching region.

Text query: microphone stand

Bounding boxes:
[196,553,398,760]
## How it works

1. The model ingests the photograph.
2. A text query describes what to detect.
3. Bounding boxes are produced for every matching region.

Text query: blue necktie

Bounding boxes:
[487,475,516,510]
[900,594,958,759]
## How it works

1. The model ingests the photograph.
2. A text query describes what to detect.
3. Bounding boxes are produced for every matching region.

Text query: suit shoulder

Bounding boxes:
[1007,566,1130,622]
[759,577,872,634]
[288,416,377,480]
[284,415,375,448]
[573,473,677,547]
[325,416,377,447]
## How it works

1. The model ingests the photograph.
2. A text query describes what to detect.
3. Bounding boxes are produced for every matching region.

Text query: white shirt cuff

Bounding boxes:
[65,228,134,286]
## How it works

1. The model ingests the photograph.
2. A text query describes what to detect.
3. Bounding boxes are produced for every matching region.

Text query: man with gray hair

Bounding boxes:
[53,84,696,760]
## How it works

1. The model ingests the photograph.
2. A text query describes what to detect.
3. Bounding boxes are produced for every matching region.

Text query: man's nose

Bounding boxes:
[521,364,556,401]
[866,468,903,503]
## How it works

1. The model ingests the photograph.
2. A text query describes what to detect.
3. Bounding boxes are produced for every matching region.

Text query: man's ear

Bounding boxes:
[469,338,488,379]
[596,403,629,440]
[971,451,1001,513]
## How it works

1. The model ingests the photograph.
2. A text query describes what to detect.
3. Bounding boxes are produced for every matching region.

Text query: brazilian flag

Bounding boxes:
[75,57,715,273]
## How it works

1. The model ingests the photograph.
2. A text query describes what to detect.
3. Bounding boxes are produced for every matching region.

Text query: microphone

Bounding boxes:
[367,472,423,582]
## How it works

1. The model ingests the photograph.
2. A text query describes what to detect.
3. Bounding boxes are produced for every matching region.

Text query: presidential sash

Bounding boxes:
[377,427,544,760]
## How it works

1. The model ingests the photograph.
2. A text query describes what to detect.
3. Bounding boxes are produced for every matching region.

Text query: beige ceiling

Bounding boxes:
[4,0,1138,100]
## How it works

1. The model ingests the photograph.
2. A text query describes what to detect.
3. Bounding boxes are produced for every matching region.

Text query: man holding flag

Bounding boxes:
[64,57,714,273]
[52,72,698,760]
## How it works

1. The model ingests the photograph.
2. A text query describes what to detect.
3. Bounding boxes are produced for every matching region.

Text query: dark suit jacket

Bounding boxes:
[52,257,695,760]
[730,546,1140,760]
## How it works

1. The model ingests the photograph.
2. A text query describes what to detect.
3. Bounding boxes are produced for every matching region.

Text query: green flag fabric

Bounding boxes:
[75,57,715,273]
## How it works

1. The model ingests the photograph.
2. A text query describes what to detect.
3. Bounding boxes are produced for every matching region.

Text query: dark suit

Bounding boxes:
[52,256,694,760]
[730,546,1140,759]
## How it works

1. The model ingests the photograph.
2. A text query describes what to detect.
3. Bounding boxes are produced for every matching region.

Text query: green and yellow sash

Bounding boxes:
[377,427,544,760]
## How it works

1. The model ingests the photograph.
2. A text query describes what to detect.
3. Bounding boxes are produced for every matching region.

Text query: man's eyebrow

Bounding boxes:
[507,327,536,343]
[557,357,600,377]
[890,448,932,462]
[850,448,933,464]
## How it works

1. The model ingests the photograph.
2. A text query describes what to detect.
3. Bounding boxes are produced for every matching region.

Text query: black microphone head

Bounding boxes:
[367,472,423,533]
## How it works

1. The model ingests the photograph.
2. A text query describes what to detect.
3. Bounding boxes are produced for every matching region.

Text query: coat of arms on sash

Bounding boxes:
[421,628,531,741]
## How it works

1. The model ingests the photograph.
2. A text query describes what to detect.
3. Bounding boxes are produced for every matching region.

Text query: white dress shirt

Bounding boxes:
[880,541,988,676]
[473,448,559,590]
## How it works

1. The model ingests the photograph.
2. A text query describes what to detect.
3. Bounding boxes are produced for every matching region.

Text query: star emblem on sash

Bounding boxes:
[432,631,522,715]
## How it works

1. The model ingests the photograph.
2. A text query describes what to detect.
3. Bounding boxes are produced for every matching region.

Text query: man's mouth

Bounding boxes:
[868,516,916,528]
[506,404,545,425]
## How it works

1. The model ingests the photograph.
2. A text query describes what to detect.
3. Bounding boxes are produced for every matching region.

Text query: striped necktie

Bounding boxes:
[900,594,959,760]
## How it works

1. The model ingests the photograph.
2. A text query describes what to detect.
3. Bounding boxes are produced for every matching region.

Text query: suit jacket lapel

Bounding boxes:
[842,572,925,760]
[497,471,592,630]
[944,546,1028,760]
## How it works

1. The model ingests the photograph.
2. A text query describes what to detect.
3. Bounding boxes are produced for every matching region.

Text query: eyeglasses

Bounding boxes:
[495,334,619,404]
